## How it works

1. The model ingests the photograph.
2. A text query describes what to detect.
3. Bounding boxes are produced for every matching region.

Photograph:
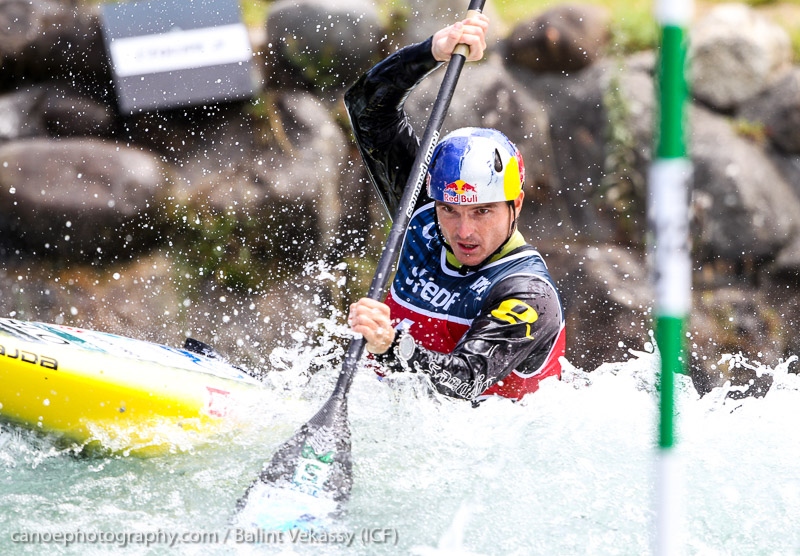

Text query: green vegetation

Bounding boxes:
[239,0,271,28]
[791,27,800,62]
[732,118,768,145]
[599,72,647,245]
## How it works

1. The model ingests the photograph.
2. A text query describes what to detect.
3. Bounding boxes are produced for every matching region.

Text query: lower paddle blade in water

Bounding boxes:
[235,482,340,530]
[236,392,352,527]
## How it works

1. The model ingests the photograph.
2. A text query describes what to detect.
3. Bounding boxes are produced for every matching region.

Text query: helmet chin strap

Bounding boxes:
[435,201,519,275]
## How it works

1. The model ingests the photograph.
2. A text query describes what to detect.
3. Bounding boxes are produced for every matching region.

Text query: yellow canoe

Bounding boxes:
[0,317,265,456]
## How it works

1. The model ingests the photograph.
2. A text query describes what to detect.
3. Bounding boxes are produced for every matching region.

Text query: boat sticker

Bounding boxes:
[205,386,230,417]
[0,319,259,384]
[0,318,71,345]
[292,443,334,497]
[0,341,59,370]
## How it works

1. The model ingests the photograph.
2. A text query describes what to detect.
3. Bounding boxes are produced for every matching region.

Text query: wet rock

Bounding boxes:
[690,4,792,111]
[0,87,49,140]
[163,90,348,290]
[689,286,785,396]
[0,138,168,260]
[739,68,800,155]
[556,243,652,371]
[504,4,611,73]
[0,0,110,94]
[690,106,800,263]
[0,85,115,142]
[39,86,115,137]
[767,153,800,275]
[515,60,623,245]
[265,0,385,96]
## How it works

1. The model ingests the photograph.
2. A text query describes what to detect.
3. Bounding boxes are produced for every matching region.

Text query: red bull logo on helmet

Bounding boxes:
[442,180,479,203]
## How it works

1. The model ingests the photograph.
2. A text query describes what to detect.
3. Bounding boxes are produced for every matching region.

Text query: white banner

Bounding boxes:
[109,24,251,77]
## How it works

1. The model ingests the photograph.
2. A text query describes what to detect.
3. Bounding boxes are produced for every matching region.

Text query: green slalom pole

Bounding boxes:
[650,0,693,554]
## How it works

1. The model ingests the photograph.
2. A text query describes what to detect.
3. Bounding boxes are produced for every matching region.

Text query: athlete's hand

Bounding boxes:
[431,14,490,63]
[348,298,395,354]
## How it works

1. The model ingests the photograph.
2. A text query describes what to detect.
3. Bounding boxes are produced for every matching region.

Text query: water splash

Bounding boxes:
[1,332,798,555]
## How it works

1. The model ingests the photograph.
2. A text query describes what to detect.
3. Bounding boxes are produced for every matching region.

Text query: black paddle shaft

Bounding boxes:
[333,0,487,400]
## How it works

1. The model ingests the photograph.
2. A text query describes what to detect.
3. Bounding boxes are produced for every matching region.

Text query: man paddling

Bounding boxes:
[344,15,566,402]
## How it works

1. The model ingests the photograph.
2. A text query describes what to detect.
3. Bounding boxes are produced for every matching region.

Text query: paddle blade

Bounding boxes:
[235,391,352,529]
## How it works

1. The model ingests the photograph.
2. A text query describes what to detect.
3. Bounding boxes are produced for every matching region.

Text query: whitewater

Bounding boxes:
[1,312,799,555]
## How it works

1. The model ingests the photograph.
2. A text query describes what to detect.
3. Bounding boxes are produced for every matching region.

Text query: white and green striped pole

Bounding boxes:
[650,0,693,554]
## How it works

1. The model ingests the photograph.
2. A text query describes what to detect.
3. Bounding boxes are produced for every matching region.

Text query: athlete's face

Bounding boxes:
[435,192,524,266]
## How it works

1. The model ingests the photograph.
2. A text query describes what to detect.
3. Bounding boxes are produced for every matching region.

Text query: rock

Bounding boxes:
[39,86,115,137]
[516,60,632,245]
[767,152,800,274]
[690,3,792,111]
[246,90,347,259]
[617,50,656,160]
[504,3,611,73]
[739,68,800,155]
[405,58,554,187]
[690,106,800,263]
[0,0,110,95]
[164,90,349,290]
[265,0,385,95]
[557,243,652,371]
[0,87,49,140]
[0,138,168,260]
[689,286,784,397]
[0,85,115,142]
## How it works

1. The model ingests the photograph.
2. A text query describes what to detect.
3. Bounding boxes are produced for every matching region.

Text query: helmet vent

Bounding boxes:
[494,149,503,172]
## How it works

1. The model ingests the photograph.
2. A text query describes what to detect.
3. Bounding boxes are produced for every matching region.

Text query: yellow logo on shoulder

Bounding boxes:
[491,299,538,338]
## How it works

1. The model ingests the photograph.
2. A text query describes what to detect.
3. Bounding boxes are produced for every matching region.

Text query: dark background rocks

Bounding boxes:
[2,0,799,394]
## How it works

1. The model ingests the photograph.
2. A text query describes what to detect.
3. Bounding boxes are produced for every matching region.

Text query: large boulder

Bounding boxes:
[0,138,168,260]
[0,85,115,142]
[555,243,652,371]
[265,0,385,95]
[739,68,800,155]
[689,106,800,263]
[767,151,800,275]
[690,4,793,111]
[515,60,629,245]
[164,90,350,291]
[0,87,49,141]
[504,3,611,73]
[0,0,110,95]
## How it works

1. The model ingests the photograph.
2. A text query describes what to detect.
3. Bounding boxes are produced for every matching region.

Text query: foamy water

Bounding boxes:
[1,332,799,555]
